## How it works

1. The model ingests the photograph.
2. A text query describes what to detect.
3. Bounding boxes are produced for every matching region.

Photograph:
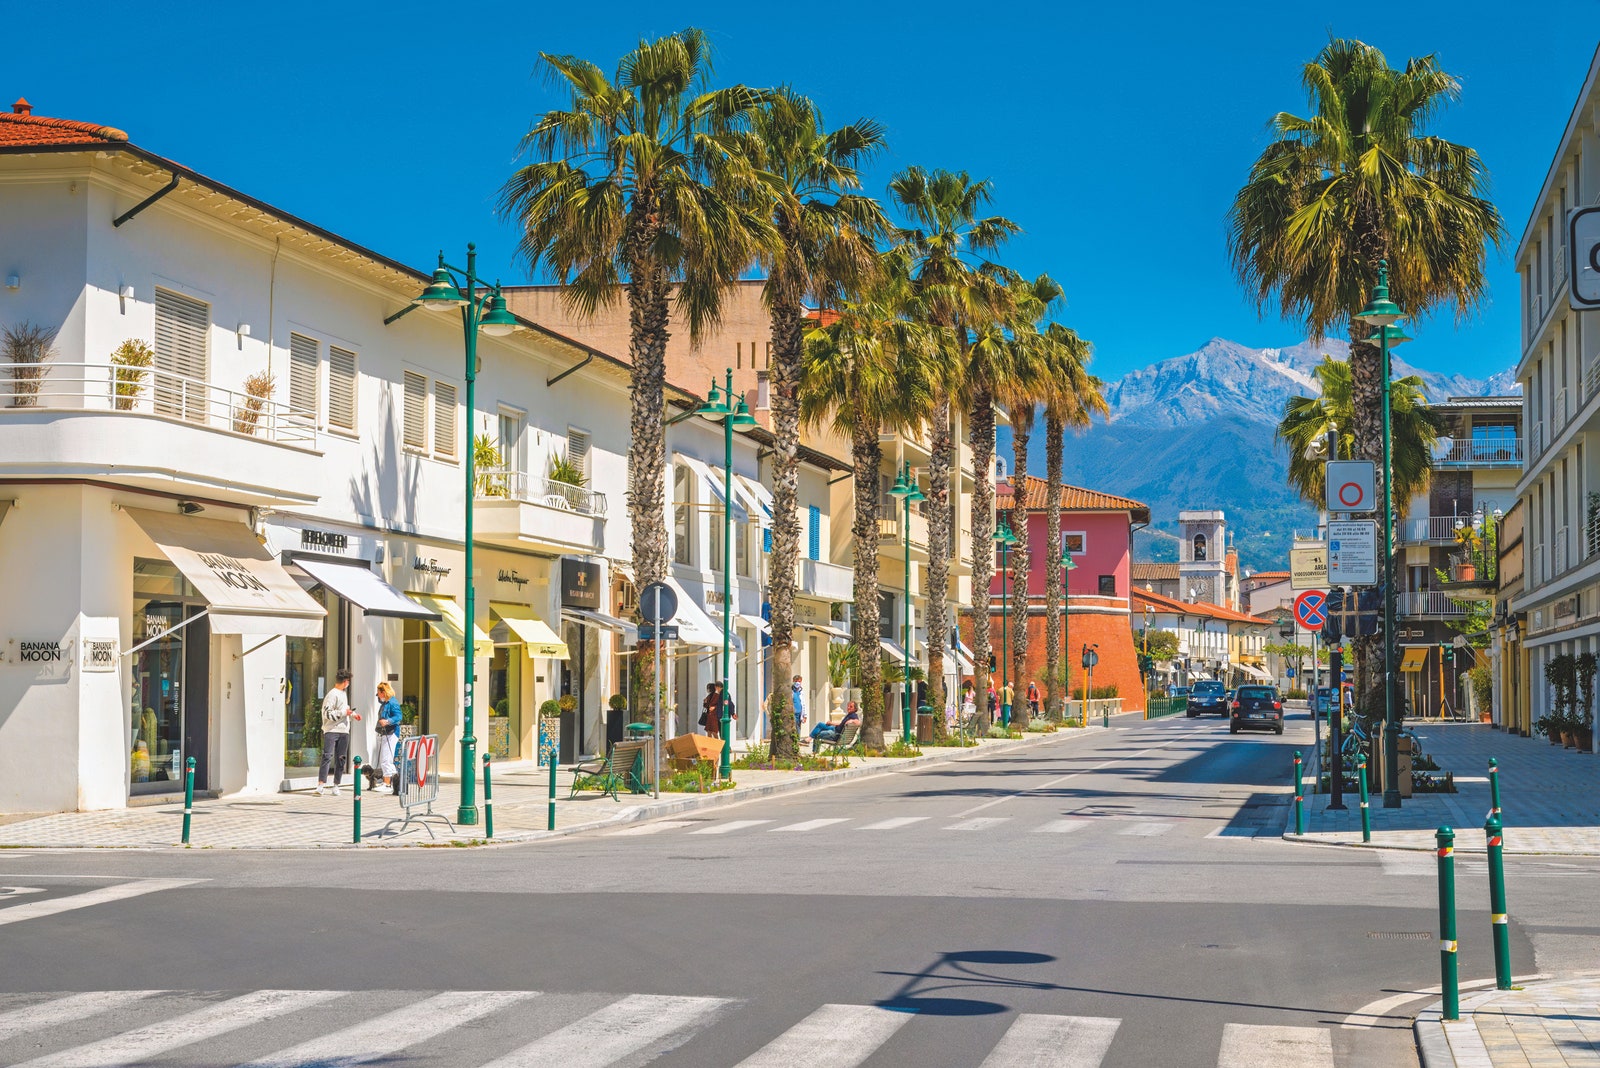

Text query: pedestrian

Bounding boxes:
[791,674,805,734]
[373,681,402,795]
[316,669,359,796]
[1002,681,1015,726]
[809,702,860,745]
[700,683,722,739]
[987,685,998,725]
[1027,680,1041,719]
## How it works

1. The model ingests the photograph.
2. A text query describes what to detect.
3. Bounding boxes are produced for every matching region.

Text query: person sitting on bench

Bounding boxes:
[810,702,860,744]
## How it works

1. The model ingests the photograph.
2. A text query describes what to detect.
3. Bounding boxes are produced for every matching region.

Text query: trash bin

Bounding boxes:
[916,704,934,744]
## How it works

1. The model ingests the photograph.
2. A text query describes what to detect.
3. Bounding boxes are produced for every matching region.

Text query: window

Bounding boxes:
[433,381,458,460]
[288,332,319,419]
[736,516,750,576]
[153,287,209,422]
[673,464,693,566]
[808,505,821,561]
[1062,531,1086,555]
[498,409,525,476]
[402,371,428,450]
[566,426,591,479]
[756,371,770,410]
[327,346,357,431]
[709,504,726,572]
[1098,574,1117,596]
[878,589,897,641]
[1193,533,1208,561]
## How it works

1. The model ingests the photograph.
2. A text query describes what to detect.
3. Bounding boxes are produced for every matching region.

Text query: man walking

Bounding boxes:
[316,669,358,796]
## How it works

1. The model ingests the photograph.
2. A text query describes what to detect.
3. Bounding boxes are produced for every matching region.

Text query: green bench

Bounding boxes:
[570,739,651,800]
[813,721,862,760]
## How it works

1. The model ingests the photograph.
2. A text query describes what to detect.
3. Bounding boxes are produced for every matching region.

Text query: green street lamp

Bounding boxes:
[889,462,927,743]
[408,245,517,826]
[695,368,757,780]
[1061,554,1077,722]
[1357,260,1410,810]
[993,521,1021,728]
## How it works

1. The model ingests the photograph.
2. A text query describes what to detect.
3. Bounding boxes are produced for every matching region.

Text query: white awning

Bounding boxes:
[125,508,326,637]
[677,455,750,523]
[952,637,977,674]
[738,612,770,636]
[665,576,745,651]
[561,608,639,645]
[732,474,772,528]
[297,557,439,620]
[880,638,908,665]
[492,604,570,659]
[1235,663,1273,682]
[406,594,493,658]
[799,621,853,642]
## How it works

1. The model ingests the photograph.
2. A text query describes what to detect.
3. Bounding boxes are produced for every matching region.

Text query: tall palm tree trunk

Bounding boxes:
[925,395,954,738]
[1043,412,1064,719]
[1009,403,1034,729]
[766,293,805,760]
[624,212,670,715]
[851,417,887,748]
[969,388,998,710]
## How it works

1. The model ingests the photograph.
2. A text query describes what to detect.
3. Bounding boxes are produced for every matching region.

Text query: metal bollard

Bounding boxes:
[352,756,362,844]
[1485,814,1512,990]
[1488,757,1502,822]
[548,752,558,832]
[483,753,494,839]
[1293,750,1305,836]
[1358,758,1372,844]
[1103,705,1109,729]
[1437,826,1460,1020]
[181,756,196,845]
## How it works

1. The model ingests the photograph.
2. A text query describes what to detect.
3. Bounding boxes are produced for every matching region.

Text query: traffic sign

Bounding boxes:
[637,623,679,642]
[1290,546,1327,590]
[1570,207,1600,309]
[1325,460,1376,513]
[1328,519,1379,586]
[1324,587,1381,642]
[1294,590,1328,632]
[639,581,678,625]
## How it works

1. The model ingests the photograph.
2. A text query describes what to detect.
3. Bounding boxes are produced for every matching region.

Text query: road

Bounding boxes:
[1,710,1591,1067]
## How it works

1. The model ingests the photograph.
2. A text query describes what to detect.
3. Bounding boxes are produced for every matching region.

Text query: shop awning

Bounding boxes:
[800,621,853,642]
[125,507,326,637]
[492,604,570,659]
[880,638,908,665]
[297,557,439,620]
[732,474,773,528]
[561,607,639,645]
[663,577,744,651]
[737,612,770,637]
[406,593,493,658]
[1400,646,1430,673]
[677,455,750,523]
[1235,663,1273,682]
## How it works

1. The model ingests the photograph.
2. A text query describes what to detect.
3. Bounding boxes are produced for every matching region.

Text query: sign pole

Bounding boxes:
[1328,646,1346,810]
[653,594,663,800]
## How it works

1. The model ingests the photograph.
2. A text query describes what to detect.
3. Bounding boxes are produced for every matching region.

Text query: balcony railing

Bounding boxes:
[797,557,854,601]
[1554,526,1570,575]
[877,510,929,547]
[1588,359,1600,404]
[1530,421,1545,458]
[0,361,316,446]
[1432,438,1523,468]
[1555,388,1569,433]
[1532,543,1548,585]
[1588,512,1600,561]
[1403,515,1465,544]
[476,468,607,516]
[1398,591,1470,618]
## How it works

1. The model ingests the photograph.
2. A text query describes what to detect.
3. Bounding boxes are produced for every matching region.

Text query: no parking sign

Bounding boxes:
[1293,590,1328,632]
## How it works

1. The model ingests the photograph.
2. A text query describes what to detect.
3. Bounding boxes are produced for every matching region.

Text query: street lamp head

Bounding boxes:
[906,480,927,504]
[994,522,1019,546]
[478,289,518,336]
[414,255,466,311]
[731,395,758,431]
[695,380,730,421]
[1357,260,1403,327]
[1381,323,1412,347]
[889,470,912,499]
[1493,507,1504,520]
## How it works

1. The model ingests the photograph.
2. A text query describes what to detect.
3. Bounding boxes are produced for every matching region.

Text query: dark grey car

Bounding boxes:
[1229,685,1284,735]
[1186,681,1228,717]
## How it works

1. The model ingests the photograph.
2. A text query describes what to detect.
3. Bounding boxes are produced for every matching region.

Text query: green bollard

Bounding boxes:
[483,753,494,839]
[1102,704,1109,729]
[548,751,558,832]
[1358,758,1372,844]
[1437,826,1460,1020]
[1293,750,1305,836]
[1487,757,1502,822]
[1485,814,1512,990]
[181,755,195,845]
[352,756,362,844]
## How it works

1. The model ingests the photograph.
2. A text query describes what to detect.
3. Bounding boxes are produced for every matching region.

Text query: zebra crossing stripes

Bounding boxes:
[734,1004,912,1067]
[1118,822,1174,836]
[0,991,156,1042]
[857,816,929,830]
[689,820,774,835]
[770,818,852,832]
[607,820,696,836]
[479,994,731,1068]
[1036,820,1090,833]
[979,1013,1121,1068]
[0,878,201,928]
[237,990,535,1068]
[945,817,1010,831]
[1217,1023,1335,1068]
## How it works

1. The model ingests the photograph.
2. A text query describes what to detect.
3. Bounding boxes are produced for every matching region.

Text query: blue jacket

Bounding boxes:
[378,696,403,734]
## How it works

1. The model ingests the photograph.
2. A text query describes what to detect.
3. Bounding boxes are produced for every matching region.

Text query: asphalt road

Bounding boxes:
[1,711,1592,1068]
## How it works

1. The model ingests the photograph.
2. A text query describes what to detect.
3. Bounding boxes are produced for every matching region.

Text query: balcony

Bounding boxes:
[797,557,854,601]
[1432,438,1523,469]
[0,361,323,504]
[877,509,929,553]
[1554,527,1570,575]
[474,468,606,554]
[1403,515,1465,545]
[1397,591,1470,618]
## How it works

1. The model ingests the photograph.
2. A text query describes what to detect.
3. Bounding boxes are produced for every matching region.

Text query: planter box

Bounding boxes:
[664,733,724,770]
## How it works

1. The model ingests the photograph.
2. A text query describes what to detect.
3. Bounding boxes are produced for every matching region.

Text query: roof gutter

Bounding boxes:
[112,170,179,227]
[547,350,595,388]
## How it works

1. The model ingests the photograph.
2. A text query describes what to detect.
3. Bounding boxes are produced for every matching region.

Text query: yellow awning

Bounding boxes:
[493,604,570,659]
[1400,646,1430,673]
[407,594,493,658]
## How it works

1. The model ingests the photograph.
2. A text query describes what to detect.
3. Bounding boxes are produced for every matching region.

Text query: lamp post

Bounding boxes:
[410,245,518,826]
[1455,507,1503,580]
[1357,260,1411,808]
[889,463,927,743]
[1142,605,1155,718]
[694,368,757,780]
[1061,555,1077,721]
[994,522,1020,727]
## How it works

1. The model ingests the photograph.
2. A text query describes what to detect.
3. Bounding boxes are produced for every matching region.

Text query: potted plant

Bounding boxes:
[231,371,275,434]
[4,320,56,407]
[557,693,578,714]
[1577,652,1596,751]
[474,435,506,496]
[538,699,562,766]
[398,701,419,738]
[110,339,153,410]
[827,642,858,717]
[1545,654,1578,746]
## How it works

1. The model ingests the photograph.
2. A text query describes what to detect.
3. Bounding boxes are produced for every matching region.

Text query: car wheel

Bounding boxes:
[1186,711,1197,718]
[1275,726,1284,735]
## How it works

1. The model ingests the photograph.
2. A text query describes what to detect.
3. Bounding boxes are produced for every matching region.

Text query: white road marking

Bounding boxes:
[1118,823,1173,837]
[771,818,852,833]
[979,1013,1121,1068]
[952,729,1211,817]
[690,820,774,835]
[0,991,159,1042]
[734,1003,913,1067]
[1216,1023,1333,1068]
[0,879,203,928]
[1035,820,1090,833]
[858,817,929,831]
[0,886,45,897]
[607,821,696,836]
[238,990,535,1068]
[482,993,730,1068]
[1340,975,1546,1029]
[16,989,346,1068]
[945,818,1010,831]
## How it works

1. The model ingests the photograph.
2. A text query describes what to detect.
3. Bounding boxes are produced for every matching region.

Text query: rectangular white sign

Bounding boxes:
[1325,460,1376,513]
[1290,547,1327,590]
[1328,520,1379,586]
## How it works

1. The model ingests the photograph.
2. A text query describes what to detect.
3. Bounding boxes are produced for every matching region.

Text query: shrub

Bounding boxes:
[987,725,1023,739]
[608,693,627,712]
[539,699,562,717]
[1284,688,1309,701]
[1069,685,1119,700]
[733,744,845,772]
[875,739,922,758]
[231,371,274,434]
[4,320,56,407]
[557,694,578,714]
[1026,720,1056,733]
[110,339,153,410]
[658,760,733,793]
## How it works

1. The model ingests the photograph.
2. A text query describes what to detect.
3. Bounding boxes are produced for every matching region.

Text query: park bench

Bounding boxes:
[956,709,983,740]
[570,738,650,800]
[814,721,862,760]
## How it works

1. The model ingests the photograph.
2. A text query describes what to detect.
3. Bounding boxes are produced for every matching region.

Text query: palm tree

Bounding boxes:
[499,29,775,592]
[1276,356,1443,511]
[1227,38,1502,494]
[889,167,1019,717]
[741,89,887,760]
[801,251,936,748]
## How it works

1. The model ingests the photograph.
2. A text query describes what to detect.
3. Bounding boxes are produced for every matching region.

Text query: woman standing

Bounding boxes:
[374,682,403,794]
[1027,680,1042,720]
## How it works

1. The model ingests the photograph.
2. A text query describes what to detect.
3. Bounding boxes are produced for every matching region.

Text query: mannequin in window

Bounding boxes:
[1193,534,1207,561]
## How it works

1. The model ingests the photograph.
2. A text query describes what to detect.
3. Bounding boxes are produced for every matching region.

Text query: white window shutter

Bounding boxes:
[288,333,319,419]
[433,381,458,459]
[326,347,357,430]
[402,371,428,449]
[566,426,591,475]
[152,288,209,423]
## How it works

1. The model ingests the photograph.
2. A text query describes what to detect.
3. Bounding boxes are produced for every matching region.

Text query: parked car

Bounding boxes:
[1186,680,1228,717]
[1230,685,1285,735]
[1315,687,1335,719]
[1168,685,1192,701]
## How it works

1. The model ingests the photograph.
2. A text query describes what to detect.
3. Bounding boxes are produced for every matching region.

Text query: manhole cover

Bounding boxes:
[1368,931,1432,940]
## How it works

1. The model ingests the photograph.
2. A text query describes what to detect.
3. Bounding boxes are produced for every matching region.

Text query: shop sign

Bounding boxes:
[299,528,350,554]
[560,559,601,609]
[413,556,451,578]
[794,600,828,627]
[197,553,270,593]
[8,639,69,665]
[82,639,118,672]
[496,568,532,596]
[1555,597,1578,621]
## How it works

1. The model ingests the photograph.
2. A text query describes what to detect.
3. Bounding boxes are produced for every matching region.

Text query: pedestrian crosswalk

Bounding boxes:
[0,989,1343,1067]
[599,813,1212,839]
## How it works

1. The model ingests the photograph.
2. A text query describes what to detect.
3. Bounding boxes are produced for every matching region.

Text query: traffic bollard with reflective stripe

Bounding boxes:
[483,754,494,839]
[1488,757,1502,822]
[548,752,557,832]
[1293,751,1305,836]
[1358,758,1372,843]
[1437,826,1459,1020]
[1485,814,1512,990]
[352,757,362,844]
[181,756,195,845]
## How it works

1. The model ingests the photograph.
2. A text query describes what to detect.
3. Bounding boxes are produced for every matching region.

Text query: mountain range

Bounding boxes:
[1012,337,1519,574]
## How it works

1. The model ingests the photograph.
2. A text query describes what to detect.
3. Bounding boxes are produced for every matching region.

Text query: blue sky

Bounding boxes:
[8,2,1597,382]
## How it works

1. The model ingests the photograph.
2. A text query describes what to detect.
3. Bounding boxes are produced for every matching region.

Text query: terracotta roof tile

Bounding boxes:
[1131,563,1180,580]
[1132,586,1272,626]
[0,99,127,147]
[997,475,1150,522]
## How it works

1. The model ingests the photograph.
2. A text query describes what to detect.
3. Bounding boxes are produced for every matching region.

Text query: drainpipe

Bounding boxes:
[113,172,180,227]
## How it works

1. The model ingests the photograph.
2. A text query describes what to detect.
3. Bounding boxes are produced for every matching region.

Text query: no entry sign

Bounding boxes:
[1294,590,1328,632]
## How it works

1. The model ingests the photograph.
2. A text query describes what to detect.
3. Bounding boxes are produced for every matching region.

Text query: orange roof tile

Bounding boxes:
[0,98,126,147]
[1131,562,1180,580]
[1132,586,1273,626]
[997,475,1150,522]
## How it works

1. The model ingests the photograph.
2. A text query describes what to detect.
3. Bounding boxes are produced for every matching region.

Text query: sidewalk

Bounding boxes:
[1417,977,1600,1067]
[0,728,1091,850]
[1287,722,1600,856]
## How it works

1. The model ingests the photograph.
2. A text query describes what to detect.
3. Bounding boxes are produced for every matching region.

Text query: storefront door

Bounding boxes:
[131,561,210,795]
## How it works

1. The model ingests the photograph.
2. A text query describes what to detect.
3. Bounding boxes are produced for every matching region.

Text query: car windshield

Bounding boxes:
[1238,686,1277,699]
[1193,682,1225,695]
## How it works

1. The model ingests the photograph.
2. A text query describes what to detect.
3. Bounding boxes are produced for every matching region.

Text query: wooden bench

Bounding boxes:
[813,721,862,760]
[570,739,650,800]
[955,709,983,739]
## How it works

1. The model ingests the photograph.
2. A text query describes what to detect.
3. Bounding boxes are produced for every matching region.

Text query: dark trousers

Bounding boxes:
[319,732,350,784]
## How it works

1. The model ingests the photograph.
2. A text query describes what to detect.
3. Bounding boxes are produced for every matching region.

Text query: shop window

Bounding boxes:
[402,617,432,735]
[487,616,523,760]
[130,559,204,794]
[673,464,693,566]
[284,585,337,777]
[327,346,357,431]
